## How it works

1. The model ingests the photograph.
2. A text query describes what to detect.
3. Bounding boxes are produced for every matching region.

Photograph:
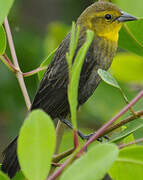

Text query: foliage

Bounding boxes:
[0,0,14,24]
[109,146,143,180]
[60,144,118,180]
[0,0,143,180]
[17,110,56,180]
[0,171,10,180]
[66,23,94,129]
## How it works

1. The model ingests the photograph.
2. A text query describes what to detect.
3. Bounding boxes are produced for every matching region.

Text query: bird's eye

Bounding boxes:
[105,14,112,20]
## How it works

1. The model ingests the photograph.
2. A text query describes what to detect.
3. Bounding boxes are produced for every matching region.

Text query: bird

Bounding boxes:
[1,1,137,179]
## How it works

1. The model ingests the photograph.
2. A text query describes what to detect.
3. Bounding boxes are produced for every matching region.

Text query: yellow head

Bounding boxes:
[77,1,137,42]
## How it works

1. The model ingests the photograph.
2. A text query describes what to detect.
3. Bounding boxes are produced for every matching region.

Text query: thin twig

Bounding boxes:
[119,89,137,116]
[0,54,17,73]
[102,110,143,136]
[48,157,72,180]
[49,121,65,175]
[73,130,79,148]
[52,163,62,167]
[4,53,14,64]
[118,138,143,149]
[4,17,31,110]
[47,147,80,180]
[23,66,47,77]
[79,90,143,153]
[53,147,74,163]
[55,121,66,154]
[48,91,143,180]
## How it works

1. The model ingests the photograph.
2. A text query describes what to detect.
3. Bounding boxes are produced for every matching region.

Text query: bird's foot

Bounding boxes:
[78,131,109,142]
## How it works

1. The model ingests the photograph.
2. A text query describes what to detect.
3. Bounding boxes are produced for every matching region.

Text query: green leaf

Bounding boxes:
[121,126,135,144]
[68,22,76,65]
[66,23,80,72]
[119,20,143,57]
[0,25,6,55]
[12,171,25,180]
[98,68,132,108]
[98,69,120,89]
[109,146,143,180]
[111,53,143,83]
[38,48,57,81]
[0,171,10,180]
[60,144,119,180]
[68,30,94,129]
[110,119,143,143]
[0,0,14,24]
[17,110,56,180]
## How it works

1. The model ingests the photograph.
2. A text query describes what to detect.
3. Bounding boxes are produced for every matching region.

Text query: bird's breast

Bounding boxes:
[78,36,117,105]
[93,36,117,70]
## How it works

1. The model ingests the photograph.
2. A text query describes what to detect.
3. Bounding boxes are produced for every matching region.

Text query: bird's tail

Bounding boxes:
[1,137,20,179]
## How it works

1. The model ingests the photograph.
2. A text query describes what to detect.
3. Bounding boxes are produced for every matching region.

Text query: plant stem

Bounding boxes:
[48,90,143,180]
[4,17,31,110]
[102,110,143,136]
[119,88,136,116]
[23,66,47,77]
[48,147,80,180]
[53,147,74,163]
[48,157,72,180]
[53,109,143,163]
[79,90,143,152]
[73,130,79,148]
[118,137,143,149]
[0,54,17,73]
[55,121,65,154]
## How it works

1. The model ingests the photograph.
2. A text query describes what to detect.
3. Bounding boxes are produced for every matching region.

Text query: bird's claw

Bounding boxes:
[80,132,109,142]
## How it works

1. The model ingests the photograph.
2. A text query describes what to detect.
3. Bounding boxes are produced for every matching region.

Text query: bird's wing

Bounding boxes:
[31,33,71,118]
[31,31,95,118]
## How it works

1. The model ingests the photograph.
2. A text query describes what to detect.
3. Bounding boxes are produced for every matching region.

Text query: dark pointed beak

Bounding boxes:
[117,12,138,22]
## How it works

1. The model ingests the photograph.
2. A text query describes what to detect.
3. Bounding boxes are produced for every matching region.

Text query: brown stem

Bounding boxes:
[73,130,79,148]
[102,110,143,136]
[48,91,143,180]
[0,54,17,73]
[47,147,80,180]
[53,147,74,163]
[4,17,31,110]
[48,157,72,180]
[79,90,143,153]
[4,53,13,64]
[52,163,62,167]
[118,137,143,149]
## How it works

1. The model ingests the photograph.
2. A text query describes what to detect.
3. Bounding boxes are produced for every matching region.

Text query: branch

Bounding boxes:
[53,147,74,163]
[73,130,79,148]
[47,90,143,180]
[0,54,17,73]
[79,90,143,152]
[4,17,31,110]
[118,137,143,149]
[23,66,47,77]
[98,0,112,2]
[55,121,66,154]
[47,147,80,180]
[102,110,143,136]
[48,157,72,180]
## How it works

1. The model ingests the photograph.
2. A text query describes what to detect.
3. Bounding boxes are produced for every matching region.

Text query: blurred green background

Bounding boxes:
[0,0,143,161]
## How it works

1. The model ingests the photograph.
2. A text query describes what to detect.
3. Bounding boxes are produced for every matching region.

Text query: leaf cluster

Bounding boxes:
[0,1,143,180]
